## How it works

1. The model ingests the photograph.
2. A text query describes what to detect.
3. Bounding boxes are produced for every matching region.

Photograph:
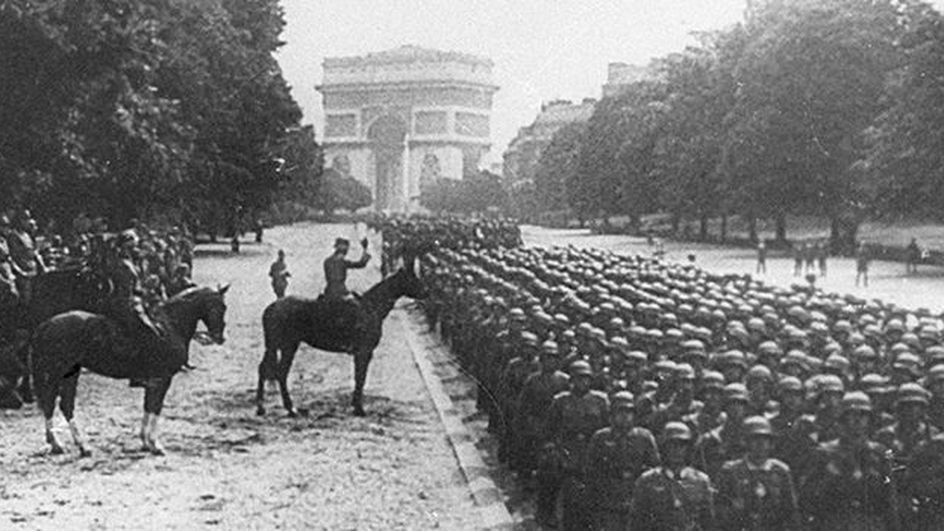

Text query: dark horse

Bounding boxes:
[256,255,427,417]
[1,267,109,405]
[31,285,228,456]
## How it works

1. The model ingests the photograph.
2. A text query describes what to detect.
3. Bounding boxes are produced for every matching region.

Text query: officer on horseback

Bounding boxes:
[324,237,371,299]
[107,230,162,342]
[322,237,371,342]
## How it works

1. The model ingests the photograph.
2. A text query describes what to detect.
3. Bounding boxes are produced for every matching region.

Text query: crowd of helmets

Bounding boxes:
[414,237,944,530]
[364,213,522,275]
[0,209,196,318]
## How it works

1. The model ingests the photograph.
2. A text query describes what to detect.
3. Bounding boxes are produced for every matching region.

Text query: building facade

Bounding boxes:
[502,98,596,188]
[317,45,497,212]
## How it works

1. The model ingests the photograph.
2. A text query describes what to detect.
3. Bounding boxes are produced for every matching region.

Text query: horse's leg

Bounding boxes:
[142,378,172,456]
[256,346,279,416]
[15,340,33,403]
[276,343,299,417]
[37,371,64,455]
[351,350,373,417]
[58,368,90,457]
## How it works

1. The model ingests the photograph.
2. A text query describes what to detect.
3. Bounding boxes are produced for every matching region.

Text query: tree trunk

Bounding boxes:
[699,214,709,241]
[720,215,728,243]
[775,213,787,242]
[829,216,841,254]
[747,216,758,243]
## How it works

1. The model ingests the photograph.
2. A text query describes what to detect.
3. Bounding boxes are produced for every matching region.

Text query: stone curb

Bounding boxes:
[397,312,515,531]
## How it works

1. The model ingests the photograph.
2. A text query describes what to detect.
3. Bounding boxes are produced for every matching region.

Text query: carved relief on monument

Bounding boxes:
[325,114,357,138]
[414,111,448,135]
[331,154,351,176]
[455,112,490,137]
[325,88,491,110]
[419,153,442,189]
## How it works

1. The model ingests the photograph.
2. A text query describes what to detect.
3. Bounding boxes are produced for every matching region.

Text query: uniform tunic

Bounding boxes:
[631,466,716,530]
[323,252,368,298]
[716,457,800,530]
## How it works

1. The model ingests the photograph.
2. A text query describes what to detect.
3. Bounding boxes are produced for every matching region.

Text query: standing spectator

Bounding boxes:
[803,242,816,276]
[756,240,767,275]
[816,240,828,278]
[6,209,45,305]
[269,249,290,299]
[792,243,803,277]
[855,242,870,287]
[906,237,921,274]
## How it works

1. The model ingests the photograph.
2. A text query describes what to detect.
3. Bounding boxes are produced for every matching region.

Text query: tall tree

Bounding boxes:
[725,0,902,247]
[862,2,944,222]
[533,122,586,213]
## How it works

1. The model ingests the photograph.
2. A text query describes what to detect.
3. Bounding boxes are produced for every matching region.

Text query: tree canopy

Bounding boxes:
[0,0,307,231]
[524,0,942,249]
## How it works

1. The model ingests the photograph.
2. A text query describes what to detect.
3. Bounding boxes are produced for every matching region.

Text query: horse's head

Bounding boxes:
[394,254,429,300]
[200,284,229,344]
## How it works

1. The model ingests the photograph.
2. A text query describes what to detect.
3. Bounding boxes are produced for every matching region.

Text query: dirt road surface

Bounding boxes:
[0,222,481,530]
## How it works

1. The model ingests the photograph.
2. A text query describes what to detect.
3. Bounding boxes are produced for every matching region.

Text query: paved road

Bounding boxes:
[0,222,481,530]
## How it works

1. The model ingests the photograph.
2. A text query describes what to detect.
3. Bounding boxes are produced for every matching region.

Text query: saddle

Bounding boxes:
[314,292,364,351]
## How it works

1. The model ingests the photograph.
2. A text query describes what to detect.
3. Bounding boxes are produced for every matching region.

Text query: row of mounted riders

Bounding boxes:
[0,245,433,457]
[0,213,519,457]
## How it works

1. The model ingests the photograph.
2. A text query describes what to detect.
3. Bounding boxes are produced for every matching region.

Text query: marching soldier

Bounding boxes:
[716,416,801,530]
[585,390,660,530]
[545,360,609,530]
[799,391,900,530]
[631,421,716,530]
[515,340,569,478]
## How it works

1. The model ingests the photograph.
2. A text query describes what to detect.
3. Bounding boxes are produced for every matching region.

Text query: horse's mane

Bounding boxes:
[164,286,213,307]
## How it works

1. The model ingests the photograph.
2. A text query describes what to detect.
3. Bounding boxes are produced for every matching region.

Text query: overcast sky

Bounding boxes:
[275,0,944,166]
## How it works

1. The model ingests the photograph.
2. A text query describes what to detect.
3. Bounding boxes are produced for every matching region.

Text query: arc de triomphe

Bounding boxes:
[317,46,497,212]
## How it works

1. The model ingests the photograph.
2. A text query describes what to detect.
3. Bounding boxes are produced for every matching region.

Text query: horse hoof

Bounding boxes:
[79,448,92,458]
[256,406,266,416]
[286,409,298,418]
[148,444,165,456]
[353,407,366,417]
[50,445,64,455]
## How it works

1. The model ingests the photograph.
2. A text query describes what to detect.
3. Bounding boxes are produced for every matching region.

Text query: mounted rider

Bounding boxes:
[322,237,371,338]
[106,229,163,345]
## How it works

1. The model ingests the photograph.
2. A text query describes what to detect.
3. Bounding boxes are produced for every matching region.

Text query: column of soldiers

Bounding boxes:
[364,213,523,276]
[402,226,944,530]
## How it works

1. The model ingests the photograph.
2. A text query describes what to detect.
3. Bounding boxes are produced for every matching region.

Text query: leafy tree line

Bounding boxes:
[0,0,321,233]
[531,0,944,252]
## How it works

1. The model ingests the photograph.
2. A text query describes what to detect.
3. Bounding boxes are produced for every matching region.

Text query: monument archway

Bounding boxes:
[317,46,497,212]
[367,115,408,211]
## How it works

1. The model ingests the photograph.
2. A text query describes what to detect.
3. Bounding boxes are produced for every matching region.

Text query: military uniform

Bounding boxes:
[716,457,799,530]
[631,466,716,531]
[585,425,660,529]
[800,437,899,530]
[545,381,609,530]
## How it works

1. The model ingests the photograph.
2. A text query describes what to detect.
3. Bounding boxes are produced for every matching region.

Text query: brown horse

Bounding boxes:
[256,256,427,417]
[31,285,229,456]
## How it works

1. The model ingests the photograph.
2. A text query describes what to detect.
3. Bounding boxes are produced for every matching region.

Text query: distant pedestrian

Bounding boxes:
[907,237,921,274]
[756,241,767,275]
[269,249,290,298]
[792,243,803,277]
[816,241,828,278]
[804,242,816,276]
[856,243,870,287]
